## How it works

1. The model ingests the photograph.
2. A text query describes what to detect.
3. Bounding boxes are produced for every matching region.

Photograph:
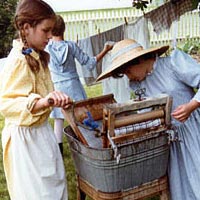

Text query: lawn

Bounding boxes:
[0,83,158,200]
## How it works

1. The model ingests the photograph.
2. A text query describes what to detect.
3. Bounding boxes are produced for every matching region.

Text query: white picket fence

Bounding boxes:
[59,6,200,46]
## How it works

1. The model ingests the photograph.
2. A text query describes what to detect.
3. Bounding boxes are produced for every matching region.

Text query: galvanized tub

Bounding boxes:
[64,126,169,193]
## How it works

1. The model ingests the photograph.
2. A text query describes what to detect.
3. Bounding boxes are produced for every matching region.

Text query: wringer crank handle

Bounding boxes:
[48,98,54,105]
[48,98,74,106]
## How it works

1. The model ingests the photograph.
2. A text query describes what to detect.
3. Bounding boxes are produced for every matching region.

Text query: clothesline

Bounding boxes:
[77,0,197,80]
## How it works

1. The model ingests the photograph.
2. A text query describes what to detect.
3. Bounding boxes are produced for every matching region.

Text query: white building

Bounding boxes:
[43,0,133,12]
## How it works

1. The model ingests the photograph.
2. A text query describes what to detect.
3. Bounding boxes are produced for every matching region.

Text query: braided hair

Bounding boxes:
[14,0,56,72]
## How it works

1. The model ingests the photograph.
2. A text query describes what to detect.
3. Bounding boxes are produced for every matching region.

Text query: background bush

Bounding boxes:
[0,0,17,58]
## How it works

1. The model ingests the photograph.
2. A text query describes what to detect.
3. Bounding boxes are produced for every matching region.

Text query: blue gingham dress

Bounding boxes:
[130,49,200,200]
[47,40,97,119]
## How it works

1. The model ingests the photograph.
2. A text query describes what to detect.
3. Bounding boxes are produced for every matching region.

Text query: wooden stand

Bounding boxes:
[77,175,169,200]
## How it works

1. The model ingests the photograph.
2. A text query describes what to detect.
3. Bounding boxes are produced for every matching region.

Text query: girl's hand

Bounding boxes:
[31,91,73,114]
[104,41,115,52]
[96,41,115,62]
[45,91,73,109]
[171,100,200,122]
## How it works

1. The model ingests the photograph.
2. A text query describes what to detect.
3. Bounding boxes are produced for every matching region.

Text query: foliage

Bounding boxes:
[132,0,200,11]
[0,0,17,58]
[178,39,200,55]
[132,0,153,11]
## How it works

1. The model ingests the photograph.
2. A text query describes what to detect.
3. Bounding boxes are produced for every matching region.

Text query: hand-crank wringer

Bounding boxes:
[63,92,173,200]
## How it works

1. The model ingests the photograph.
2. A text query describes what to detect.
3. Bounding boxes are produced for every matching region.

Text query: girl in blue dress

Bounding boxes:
[47,15,113,154]
[97,38,200,200]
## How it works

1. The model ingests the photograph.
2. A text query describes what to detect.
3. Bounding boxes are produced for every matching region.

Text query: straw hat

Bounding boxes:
[96,39,169,81]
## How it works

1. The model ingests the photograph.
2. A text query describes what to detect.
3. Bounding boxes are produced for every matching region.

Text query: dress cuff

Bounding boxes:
[27,93,42,112]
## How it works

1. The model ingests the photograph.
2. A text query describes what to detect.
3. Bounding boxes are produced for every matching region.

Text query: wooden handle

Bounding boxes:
[48,98,54,105]
[48,98,74,106]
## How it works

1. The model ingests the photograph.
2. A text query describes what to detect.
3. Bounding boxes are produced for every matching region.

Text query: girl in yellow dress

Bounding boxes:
[0,0,71,199]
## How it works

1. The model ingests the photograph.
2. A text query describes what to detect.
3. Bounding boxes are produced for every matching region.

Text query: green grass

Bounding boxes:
[0,115,9,200]
[0,83,158,200]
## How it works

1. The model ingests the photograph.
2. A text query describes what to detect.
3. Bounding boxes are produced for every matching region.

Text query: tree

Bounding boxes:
[132,0,199,11]
[0,0,17,58]
[132,0,153,11]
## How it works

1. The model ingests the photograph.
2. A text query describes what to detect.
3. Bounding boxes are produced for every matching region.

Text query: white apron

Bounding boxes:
[2,121,68,200]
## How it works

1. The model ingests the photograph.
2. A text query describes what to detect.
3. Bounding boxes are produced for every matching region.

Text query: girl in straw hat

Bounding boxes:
[97,38,200,200]
[0,0,70,199]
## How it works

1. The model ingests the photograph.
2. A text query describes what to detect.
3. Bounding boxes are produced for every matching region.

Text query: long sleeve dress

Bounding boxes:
[47,40,97,119]
[0,40,68,200]
[130,49,200,200]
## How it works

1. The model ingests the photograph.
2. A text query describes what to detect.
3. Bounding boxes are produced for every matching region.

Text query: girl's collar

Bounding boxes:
[12,39,40,60]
